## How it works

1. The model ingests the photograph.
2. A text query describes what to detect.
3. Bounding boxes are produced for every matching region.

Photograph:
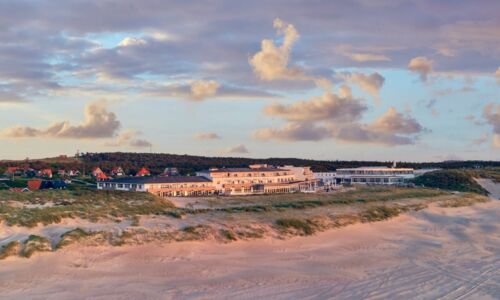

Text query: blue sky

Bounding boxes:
[0,0,499,161]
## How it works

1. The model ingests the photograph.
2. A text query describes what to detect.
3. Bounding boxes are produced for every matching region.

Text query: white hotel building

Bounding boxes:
[334,167,415,185]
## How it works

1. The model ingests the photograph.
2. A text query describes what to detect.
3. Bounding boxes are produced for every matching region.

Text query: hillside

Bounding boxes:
[412,170,490,195]
[0,152,499,176]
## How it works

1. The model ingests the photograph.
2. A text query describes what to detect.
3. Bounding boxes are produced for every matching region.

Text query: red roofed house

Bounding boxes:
[28,180,43,190]
[135,168,151,177]
[95,172,108,181]
[39,168,53,178]
[4,167,20,176]
[92,167,105,178]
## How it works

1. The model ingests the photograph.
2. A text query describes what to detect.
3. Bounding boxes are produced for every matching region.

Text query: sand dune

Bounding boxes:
[1,201,499,299]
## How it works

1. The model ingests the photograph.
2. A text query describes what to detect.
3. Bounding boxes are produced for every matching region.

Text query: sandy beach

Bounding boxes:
[1,200,498,300]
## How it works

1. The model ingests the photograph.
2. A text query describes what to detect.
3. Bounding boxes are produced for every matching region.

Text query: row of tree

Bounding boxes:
[1,152,498,176]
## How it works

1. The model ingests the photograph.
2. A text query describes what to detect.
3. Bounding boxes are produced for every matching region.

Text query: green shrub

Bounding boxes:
[220,229,237,241]
[276,218,315,235]
[22,235,52,258]
[0,241,20,259]
[359,206,401,222]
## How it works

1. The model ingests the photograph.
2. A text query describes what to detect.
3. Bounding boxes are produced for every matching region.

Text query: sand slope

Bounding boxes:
[1,201,499,300]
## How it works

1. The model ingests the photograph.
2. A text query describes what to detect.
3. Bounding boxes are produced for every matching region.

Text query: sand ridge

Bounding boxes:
[0,201,499,299]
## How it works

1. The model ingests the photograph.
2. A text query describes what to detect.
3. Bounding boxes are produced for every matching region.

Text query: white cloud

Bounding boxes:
[249,18,306,81]
[495,67,500,84]
[408,56,434,82]
[190,80,220,100]
[342,72,385,103]
[263,87,366,123]
[118,37,147,47]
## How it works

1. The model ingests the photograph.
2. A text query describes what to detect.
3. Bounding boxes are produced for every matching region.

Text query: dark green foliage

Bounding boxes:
[220,229,237,241]
[276,218,316,235]
[412,170,489,195]
[359,206,401,222]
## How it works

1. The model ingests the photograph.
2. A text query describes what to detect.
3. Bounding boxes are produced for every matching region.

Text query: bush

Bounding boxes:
[0,241,20,259]
[56,228,92,249]
[220,229,237,241]
[276,218,316,235]
[22,235,52,258]
[359,206,401,222]
[412,170,488,195]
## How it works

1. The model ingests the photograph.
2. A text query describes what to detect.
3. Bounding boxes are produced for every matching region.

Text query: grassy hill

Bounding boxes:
[412,170,490,195]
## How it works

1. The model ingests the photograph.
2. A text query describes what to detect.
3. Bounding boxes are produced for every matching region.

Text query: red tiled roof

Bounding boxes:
[136,168,150,176]
[28,180,43,190]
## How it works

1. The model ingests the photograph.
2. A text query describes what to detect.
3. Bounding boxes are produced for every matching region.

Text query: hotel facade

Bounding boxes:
[98,164,319,197]
[334,167,415,185]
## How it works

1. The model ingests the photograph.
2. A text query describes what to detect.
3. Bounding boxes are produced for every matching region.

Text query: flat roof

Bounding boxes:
[209,167,289,173]
[101,176,211,184]
[337,167,414,171]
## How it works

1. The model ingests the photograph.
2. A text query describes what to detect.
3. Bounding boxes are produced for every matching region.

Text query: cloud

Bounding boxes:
[332,123,416,145]
[249,18,305,81]
[1,100,121,139]
[225,144,249,154]
[371,107,423,134]
[194,132,221,140]
[118,37,147,47]
[342,72,385,102]
[408,56,434,81]
[495,67,500,84]
[106,130,152,148]
[190,80,220,100]
[482,103,500,148]
[263,87,366,122]
[252,122,331,141]
[344,52,391,62]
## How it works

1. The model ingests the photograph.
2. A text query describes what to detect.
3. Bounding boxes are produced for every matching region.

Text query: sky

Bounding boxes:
[0,0,499,162]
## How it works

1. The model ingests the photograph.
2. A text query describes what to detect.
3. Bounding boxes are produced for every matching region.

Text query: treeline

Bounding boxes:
[1,152,499,176]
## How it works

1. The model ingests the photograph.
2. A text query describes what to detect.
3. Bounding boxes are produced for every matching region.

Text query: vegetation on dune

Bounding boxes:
[0,189,174,227]
[22,235,52,258]
[359,206,402,222]
[412,170,490,195]
[439,193,489,208]
[56,228,94,249]
[0,241,21,260]
[276,218,316,235]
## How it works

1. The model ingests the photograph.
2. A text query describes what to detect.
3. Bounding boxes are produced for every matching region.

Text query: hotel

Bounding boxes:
[334,166,414,185]
[98,164,319,197]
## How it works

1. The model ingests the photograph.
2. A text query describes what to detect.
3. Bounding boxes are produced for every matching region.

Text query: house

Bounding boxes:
[135,168,151,177]
[95,172,108,181]
[4,167,21,177]
[92,167,105,177]
[97,176,215,197]
[110,167,125,177]
[68,169,80,177]
[39,168,53,178]
[28,179,66,190]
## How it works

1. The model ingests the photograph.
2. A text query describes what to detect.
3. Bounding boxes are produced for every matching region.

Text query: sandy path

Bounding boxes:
[1,201,499,300]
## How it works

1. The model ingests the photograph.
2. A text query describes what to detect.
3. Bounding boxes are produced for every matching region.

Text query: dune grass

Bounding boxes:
[22,235,52,258]
[0,241,20,260]
[0,190,174,228]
